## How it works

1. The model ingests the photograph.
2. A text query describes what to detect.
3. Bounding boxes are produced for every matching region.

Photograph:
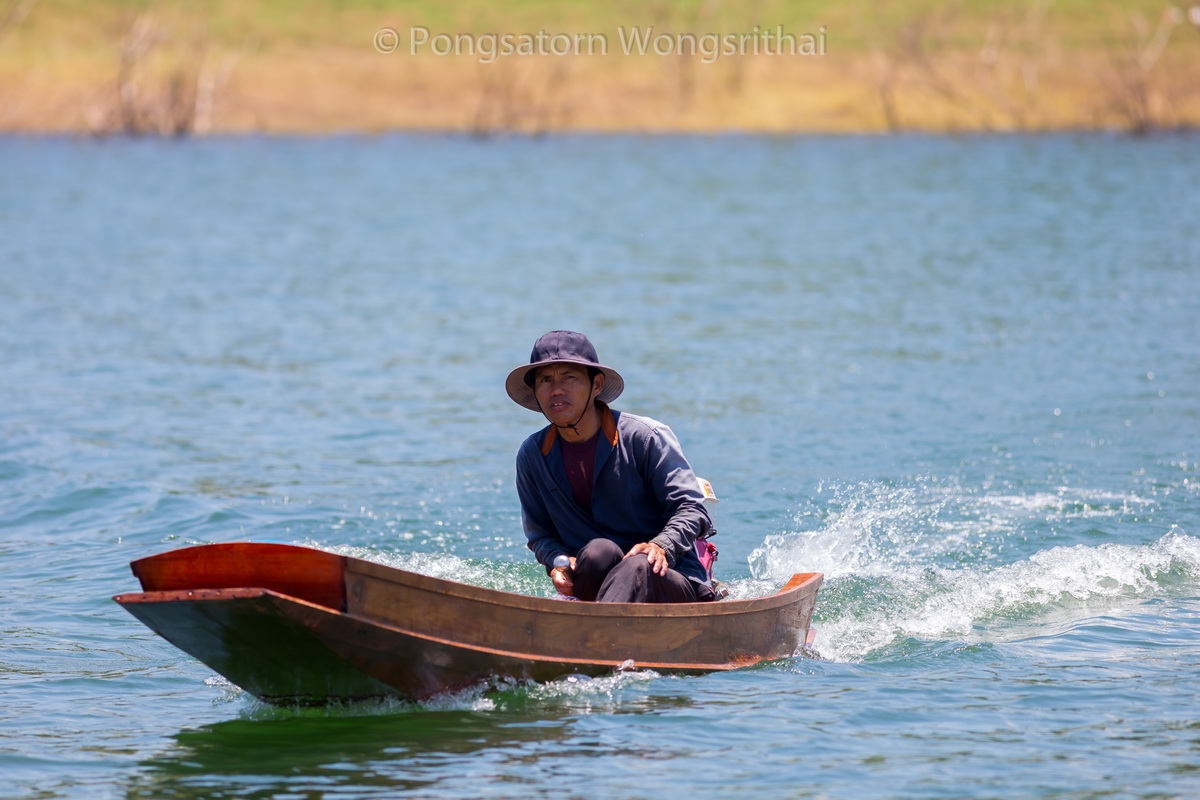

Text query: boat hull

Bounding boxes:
[114,543,822,704]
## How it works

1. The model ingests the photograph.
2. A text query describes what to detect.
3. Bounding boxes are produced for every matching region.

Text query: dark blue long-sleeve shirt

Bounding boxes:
[515,404,712,587]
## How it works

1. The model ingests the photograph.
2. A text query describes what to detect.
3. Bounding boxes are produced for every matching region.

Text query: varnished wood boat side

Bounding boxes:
[129,542,347,611]
[344,559,822,665]
[115,543,824,703]
[114,586,787,703]
[343,557,821,619]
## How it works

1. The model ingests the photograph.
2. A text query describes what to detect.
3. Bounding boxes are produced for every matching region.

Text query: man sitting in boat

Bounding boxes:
[507,330,715,604]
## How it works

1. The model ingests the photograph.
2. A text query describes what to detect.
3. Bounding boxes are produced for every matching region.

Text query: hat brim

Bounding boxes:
[506,359,624,412]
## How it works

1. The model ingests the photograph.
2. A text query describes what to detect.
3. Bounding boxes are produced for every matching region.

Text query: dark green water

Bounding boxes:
[1,133,1198,799]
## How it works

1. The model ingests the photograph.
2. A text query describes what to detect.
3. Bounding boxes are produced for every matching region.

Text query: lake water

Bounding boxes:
[1,132,1198,799]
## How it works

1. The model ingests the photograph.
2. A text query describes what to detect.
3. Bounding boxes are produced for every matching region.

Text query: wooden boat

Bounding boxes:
[113,542,822,705]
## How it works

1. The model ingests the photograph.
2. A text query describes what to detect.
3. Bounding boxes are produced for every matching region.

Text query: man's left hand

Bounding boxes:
[626,542,668,576]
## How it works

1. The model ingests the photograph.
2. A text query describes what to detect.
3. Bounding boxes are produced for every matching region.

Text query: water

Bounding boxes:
[1,132,1198,799]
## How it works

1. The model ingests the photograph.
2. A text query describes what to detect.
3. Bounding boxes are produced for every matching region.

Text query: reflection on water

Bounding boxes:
[129,674,693,800]
[130,711,554,798]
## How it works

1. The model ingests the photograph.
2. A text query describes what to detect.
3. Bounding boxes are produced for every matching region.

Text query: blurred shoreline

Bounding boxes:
[3,1,1198,136]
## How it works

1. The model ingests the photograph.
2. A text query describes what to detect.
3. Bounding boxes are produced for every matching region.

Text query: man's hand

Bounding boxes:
[551,557,576,597]
[626,541,668,576]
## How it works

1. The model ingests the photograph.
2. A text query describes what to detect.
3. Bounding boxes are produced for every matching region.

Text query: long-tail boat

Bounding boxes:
[113,542,822,705]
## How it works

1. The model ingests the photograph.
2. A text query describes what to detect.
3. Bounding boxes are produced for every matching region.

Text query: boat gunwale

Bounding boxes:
[128,542,821,620]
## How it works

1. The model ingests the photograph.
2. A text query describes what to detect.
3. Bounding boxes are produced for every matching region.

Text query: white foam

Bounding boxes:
[744,480,1196,662]
[748,481,1162,583]
[519,668,661,711]
[813,529,1200,662]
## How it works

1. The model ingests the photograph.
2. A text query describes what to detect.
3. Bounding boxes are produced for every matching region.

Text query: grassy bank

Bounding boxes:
[2,0,1198,134]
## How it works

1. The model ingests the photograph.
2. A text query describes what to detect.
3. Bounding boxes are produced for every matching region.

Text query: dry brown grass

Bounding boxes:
[2,0,1198,135]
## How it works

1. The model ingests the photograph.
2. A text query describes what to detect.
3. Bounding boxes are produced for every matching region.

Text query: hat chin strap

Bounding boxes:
[539,388,599,436]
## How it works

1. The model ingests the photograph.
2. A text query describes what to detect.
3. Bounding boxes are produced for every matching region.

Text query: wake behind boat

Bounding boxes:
[114,542,822,705]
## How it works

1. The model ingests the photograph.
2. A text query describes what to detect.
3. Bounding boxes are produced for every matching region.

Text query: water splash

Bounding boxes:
[748,481,956,580]
[812,530,1200,662]
[748,480,1159,583]
[504,669,663,713]
[746,480,1198,663]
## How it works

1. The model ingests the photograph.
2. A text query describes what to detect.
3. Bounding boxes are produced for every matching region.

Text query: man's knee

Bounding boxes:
[578,538,623,565]
[611,554,648,578]
[572,538,624,602]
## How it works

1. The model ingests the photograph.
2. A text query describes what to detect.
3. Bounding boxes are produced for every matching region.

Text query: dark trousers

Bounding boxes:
[572,538,711,603]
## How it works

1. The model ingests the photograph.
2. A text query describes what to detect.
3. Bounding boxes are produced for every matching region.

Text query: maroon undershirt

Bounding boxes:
[560,430,600,512]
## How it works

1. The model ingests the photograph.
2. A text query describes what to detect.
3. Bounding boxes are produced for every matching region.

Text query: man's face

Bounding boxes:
[533,364,602,425]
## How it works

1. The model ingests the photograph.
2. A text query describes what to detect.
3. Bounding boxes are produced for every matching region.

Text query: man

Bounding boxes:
[507,330,715,603]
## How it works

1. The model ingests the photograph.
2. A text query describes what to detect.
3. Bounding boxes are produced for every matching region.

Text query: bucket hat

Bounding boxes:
[505,330,625,412]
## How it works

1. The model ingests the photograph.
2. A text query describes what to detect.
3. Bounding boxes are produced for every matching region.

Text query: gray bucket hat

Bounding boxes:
[505,331,625,412]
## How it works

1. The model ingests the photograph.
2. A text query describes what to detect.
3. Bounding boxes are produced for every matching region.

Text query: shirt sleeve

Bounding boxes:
[640,424,712,568]
[515,441,570,571]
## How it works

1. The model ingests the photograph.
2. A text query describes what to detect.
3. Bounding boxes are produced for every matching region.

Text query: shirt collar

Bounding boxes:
[541,401,618,456]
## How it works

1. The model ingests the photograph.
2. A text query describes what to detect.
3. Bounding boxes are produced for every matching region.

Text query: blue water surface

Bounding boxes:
[1,132,1198,799]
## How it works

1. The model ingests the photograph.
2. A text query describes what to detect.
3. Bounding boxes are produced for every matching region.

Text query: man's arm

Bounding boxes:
[515,446,571,570]
[640,424,711,568]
